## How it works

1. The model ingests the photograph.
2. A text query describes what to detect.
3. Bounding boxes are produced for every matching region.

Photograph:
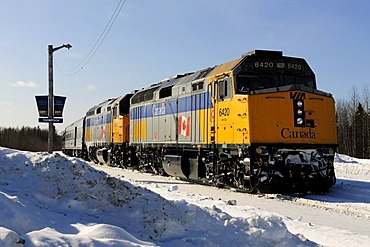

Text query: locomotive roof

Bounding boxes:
[207,57,244,78]
[131,69,210,104]
[157,68,212,90]
[86,98,116,116]
[207,50,285,78]
[157,69,212,100]
[111,93,133,107]
[131,50,307,105]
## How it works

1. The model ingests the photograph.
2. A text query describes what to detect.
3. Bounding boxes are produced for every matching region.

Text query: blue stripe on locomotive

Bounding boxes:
[85,113,113,127]
[131,92,212,120]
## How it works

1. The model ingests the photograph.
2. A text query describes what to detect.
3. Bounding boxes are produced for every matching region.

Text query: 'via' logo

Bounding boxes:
[290,92,306,100]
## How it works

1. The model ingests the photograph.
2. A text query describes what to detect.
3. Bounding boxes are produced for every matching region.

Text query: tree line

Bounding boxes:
[336,86,370,158]
[0,126,62,152]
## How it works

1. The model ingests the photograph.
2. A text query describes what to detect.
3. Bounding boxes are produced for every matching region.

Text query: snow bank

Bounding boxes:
[335,153,370,177]
[0,147,312,246]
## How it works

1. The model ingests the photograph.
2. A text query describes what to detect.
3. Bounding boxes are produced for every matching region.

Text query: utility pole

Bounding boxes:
[48,44,72,154]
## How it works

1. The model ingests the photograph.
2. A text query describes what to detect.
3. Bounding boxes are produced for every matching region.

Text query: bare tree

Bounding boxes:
[362,85,370,157]
[336,85,370,158]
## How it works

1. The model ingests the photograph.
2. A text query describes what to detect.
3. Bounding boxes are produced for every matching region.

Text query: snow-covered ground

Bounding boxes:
[0,147,369,246]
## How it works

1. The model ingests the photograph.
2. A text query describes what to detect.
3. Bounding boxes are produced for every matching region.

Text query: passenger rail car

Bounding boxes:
[62,117,86,159]
[63,50,337,193]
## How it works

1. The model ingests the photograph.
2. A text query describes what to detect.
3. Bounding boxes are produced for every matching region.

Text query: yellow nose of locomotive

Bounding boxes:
[247,90,337,145]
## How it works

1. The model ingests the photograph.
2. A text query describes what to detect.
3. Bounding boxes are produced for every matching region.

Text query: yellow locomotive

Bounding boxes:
[212,50,336,192]
[128,50,337,193]
[63,50,337,193]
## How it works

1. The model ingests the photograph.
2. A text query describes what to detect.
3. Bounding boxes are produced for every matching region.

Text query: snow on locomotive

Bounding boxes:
[63,50,337,193]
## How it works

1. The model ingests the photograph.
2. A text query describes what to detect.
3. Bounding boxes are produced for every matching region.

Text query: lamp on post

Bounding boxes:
[48,44,72,154]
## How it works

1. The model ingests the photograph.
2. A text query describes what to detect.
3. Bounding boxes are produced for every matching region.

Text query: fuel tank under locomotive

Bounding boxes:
[162,154,206,181]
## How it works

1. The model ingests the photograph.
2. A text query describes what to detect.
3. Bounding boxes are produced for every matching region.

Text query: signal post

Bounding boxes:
[36,44,71,154]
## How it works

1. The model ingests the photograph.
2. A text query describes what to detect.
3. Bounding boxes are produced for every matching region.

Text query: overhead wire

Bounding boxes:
[56,0,127,76]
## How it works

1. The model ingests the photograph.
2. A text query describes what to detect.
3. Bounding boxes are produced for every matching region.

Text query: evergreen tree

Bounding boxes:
[0,126,62,152]
[354,103,365,158]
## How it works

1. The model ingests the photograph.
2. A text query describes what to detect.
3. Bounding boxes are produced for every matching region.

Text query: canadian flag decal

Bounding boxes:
[178,116,190,137]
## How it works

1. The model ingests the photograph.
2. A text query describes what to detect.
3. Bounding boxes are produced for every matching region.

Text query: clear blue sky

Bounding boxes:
[1,0,370,132]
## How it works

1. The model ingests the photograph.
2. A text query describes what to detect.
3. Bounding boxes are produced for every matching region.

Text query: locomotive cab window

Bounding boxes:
[210,81,215,98]
[235,74,316,94]
[235,57,317,94]
[113,106,118,118]
[120,102,129,115]
[218,78,232,100]
[295,75,315,88]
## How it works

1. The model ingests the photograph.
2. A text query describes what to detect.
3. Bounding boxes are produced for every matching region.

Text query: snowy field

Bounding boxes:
[0,147,369,246]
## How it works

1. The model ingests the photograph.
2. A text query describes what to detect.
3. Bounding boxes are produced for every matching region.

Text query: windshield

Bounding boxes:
[235,73,315,94]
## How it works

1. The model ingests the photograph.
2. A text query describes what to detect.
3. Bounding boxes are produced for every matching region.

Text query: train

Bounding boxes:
[62,50,337,194]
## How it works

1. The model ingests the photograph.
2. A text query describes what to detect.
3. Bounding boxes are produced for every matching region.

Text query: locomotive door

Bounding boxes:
[210,81,217,144]
[211,77,234,144]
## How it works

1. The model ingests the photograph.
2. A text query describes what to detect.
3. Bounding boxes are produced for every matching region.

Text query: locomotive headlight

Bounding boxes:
[297,118,304,125]
[293,99,305,127]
